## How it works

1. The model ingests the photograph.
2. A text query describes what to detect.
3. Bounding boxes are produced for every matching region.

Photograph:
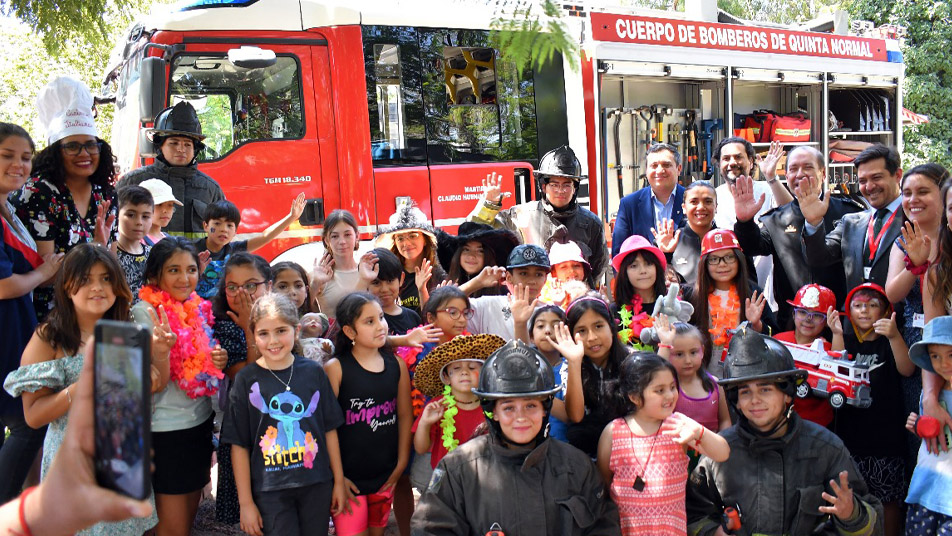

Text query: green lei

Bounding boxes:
[440,384,460,451]
[617,303,654,352]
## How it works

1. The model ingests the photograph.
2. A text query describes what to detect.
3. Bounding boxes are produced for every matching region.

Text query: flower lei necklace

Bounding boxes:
[439,384,480,451]
[440,385,461,451]
[140,285,223,398]
[617,294,655,349]
[708,286,740,347]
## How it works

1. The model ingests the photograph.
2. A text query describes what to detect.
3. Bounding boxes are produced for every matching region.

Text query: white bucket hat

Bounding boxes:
[37,76,98,145]
[139,179,183,206]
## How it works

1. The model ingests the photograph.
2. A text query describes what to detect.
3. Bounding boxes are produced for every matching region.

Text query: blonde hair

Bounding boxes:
[249,293,303,355]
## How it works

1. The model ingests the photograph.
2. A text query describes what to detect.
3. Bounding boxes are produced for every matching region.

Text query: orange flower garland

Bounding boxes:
[708,286,740,347]
[140,285,223,398]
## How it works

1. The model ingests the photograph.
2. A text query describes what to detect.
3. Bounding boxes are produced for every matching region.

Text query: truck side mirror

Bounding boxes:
[140,57,167,122]
[139,129,156,159]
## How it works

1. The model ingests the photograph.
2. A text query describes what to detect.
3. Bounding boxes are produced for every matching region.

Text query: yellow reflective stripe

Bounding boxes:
[166,232,207,239]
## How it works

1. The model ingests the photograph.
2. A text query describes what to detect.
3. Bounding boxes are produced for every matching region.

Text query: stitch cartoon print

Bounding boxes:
[250,382,321,469]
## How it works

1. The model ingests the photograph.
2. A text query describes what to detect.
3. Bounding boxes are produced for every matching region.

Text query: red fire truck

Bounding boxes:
[102,0,904,263]
[781,337,881,409]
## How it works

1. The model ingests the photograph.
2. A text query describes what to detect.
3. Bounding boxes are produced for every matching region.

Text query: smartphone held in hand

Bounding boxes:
[93,320,151,500]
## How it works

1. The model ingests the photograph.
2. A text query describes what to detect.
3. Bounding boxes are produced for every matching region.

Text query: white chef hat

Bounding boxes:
[36,76,98,145]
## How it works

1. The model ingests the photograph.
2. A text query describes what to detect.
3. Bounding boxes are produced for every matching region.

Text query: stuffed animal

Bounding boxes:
[639,283,695,345]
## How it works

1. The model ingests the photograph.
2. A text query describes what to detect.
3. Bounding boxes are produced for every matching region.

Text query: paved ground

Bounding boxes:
[191,464,402,535]
[192,497,402,536]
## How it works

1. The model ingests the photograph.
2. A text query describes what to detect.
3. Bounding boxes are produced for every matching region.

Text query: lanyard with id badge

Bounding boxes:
[864,210,897,280]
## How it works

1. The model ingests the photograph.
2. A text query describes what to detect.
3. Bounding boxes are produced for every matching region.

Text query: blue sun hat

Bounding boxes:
[908,316,952,373]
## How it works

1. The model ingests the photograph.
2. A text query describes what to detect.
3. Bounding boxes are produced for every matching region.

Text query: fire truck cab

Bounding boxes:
[103,0,571,261]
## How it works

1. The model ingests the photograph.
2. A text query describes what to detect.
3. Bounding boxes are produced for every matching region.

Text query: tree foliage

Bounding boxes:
[716,0,841,24]
[0,0,173,146]
[488,0,579,78]
[0,0,140,54]
[845,0,952,168]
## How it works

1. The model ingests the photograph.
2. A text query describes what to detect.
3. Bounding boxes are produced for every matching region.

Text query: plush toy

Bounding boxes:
[639,283,695,345]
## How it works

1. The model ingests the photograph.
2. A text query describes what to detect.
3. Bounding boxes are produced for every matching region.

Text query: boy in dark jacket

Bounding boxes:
[687,327,882,536]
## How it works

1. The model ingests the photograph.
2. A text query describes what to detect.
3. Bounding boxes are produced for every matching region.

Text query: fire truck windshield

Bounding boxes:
[169,54,304,161]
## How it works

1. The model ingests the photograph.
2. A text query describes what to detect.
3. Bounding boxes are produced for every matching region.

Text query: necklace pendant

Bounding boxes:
[632,476,646,492]
[285,386,291,391]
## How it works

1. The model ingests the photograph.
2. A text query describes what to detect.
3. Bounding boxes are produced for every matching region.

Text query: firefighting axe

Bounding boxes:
[651,104,673,143]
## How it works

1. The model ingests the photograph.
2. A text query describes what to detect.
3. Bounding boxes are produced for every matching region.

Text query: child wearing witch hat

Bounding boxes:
[412,334,505,471]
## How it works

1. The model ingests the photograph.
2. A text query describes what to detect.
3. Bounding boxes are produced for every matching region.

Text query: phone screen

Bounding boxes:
[94,322,150,500]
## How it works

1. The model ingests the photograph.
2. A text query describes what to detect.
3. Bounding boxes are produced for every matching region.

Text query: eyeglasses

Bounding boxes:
[61,141,103,156]
[706,253,737,266]
[794,308,826,323]
[545,182,575,192]
[849,300,883,311]
[224,281,267,296]
[395,232,422,242]
[437,307,475,320]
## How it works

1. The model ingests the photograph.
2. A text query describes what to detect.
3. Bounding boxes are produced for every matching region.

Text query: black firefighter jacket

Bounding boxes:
[686,414,883,536]
[118,158,226,238]
[469,199,611,282]
[411,434,621,536]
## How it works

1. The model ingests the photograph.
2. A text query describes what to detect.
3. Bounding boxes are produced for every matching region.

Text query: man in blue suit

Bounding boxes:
[611,143,685,258]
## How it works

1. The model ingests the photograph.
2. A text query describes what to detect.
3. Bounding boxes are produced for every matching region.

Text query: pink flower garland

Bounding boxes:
[140,285,223,398]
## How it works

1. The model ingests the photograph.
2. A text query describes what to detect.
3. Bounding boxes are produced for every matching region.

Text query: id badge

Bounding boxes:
[863,267,872,280]
[913,313,925,329]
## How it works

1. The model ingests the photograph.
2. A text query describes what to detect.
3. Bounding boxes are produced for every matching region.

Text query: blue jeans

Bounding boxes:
[0,407,46,504]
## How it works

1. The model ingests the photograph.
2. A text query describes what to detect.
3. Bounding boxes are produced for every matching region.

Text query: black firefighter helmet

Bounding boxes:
[148,101,206,154]
[719,324,807,399]
[534,145,585,192]
[472,340,560,446]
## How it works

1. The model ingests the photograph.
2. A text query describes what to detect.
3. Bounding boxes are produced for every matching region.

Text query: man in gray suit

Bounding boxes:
[798,144,903,290]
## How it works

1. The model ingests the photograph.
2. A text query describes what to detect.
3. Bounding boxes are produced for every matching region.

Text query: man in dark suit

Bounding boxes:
[611,143,685,257]
[799,144,903,290]
[731,146,865,330]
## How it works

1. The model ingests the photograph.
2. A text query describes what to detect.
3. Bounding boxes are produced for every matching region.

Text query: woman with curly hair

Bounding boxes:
[11,77,117,321]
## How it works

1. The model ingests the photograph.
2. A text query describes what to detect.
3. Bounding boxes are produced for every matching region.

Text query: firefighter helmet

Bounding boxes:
[719,325,807,394]
[472,340,561,400]
[148,101,206,143]
[700,229,741,256]
[787,284,836,314]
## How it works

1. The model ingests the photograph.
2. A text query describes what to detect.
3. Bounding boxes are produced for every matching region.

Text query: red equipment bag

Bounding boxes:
[744,110,812,142]
[769,112,811,142]
[743,110,773,142]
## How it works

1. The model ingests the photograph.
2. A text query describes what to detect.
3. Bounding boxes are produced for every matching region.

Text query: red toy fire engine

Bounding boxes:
[780,338,881,409]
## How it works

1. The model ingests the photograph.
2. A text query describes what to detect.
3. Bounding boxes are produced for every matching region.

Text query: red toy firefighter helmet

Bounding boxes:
[700,229,741,256]
[787,284,836,314]
[844,282,892,317]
